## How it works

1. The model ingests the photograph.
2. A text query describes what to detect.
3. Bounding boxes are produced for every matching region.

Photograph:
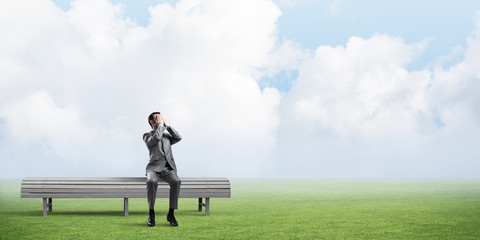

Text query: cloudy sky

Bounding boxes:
[1,0,479,178]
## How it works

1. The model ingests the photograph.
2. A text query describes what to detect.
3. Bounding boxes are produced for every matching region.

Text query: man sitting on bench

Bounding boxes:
[143,112,182,227]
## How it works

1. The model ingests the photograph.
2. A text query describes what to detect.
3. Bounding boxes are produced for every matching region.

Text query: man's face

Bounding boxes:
[150,113,161,127]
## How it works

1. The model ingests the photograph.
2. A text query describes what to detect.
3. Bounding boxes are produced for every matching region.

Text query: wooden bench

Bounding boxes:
[21,177,231,217]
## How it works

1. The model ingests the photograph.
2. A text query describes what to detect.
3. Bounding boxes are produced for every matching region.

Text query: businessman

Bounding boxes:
[143,112,182,227]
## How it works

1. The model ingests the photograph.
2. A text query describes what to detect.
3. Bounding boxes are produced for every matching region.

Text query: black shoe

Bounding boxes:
[147,218,155,227]
[148,210,155,227]
[167,214,178,227]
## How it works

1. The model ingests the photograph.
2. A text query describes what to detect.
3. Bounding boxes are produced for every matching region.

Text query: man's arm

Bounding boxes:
[161,115,181,145]
[143,129,162,147]
[166,126,182,145]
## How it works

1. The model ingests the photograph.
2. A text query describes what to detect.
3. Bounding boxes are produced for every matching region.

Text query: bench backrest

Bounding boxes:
[21,177,231,198]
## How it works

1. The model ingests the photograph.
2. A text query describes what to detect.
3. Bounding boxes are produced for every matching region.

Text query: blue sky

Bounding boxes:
[1,0,480,178]
[275,1,480,69]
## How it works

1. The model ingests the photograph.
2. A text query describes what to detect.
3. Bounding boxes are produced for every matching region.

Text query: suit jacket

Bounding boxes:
[143,125,182,174]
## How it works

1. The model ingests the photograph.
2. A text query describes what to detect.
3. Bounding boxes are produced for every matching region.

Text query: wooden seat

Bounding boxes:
[21,177,231,217]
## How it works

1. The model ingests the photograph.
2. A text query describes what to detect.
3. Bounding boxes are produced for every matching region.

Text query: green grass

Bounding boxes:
[1,179,480,239]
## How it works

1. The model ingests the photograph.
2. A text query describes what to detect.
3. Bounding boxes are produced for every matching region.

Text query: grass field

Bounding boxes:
[1,179,479,239]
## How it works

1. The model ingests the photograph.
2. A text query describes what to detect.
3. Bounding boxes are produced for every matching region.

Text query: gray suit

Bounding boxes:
[143,125,182,210]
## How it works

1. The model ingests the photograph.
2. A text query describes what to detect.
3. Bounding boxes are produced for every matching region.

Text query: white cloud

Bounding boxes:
[259,38,312,79]
[427,12,480,135]
[67,0,132,56]
[0,0,283,178]
[0,89,143,174]
[1,91,91,145]
[276,26,480,178]
[288,34,430,136]
[0,0,479,178]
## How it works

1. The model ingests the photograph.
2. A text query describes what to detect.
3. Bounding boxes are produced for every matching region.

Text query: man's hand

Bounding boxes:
[153,114,164,128]
[161,115,167,127]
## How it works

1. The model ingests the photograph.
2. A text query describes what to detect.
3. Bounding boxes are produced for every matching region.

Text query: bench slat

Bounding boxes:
[22,177,229,182]
[21,192,231,198]
[22,181,230,188]
[21,184,230,189]
[22,188,231,194]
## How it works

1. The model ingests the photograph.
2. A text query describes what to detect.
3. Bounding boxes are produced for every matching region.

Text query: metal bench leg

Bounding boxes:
[124,198,129,217]
[198,198,202,211]
[48,198,52,212]
[205,197,210,216]
[43,198,47,217]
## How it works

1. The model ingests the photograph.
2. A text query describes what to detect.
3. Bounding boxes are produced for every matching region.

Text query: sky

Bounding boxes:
[1,0,479,178]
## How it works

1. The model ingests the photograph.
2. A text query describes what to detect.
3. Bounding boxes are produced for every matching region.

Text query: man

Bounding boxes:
[143,112,182,227]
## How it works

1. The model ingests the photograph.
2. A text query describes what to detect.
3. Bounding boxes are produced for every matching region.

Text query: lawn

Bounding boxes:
[1,179,479,239]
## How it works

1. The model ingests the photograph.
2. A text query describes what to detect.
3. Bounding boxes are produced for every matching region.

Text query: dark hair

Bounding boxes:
[148,112,160,128]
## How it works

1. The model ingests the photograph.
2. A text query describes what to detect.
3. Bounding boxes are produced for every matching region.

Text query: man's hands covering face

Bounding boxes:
[153,114,167,129]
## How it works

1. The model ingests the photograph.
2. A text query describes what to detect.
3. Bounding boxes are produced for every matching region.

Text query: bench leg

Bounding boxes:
[205,197,210,216]
[43,198,47,217]
[198,198,210,216]
[124,198,129,217]
[43,198,53,217]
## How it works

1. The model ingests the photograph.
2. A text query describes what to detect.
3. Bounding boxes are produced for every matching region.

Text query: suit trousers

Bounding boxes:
[146,168,181,210]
